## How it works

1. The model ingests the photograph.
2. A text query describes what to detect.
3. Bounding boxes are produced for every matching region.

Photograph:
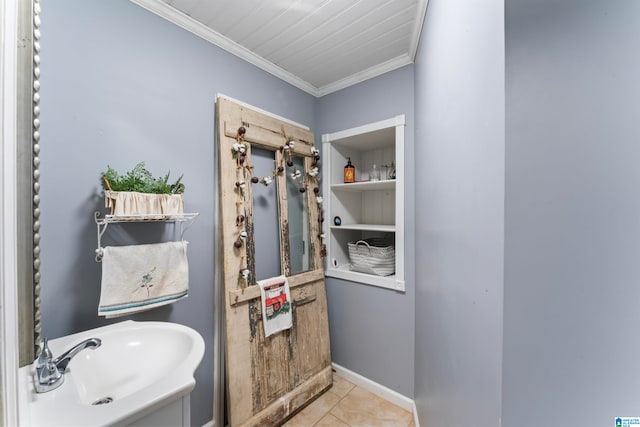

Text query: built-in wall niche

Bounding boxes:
[322,116,405,291]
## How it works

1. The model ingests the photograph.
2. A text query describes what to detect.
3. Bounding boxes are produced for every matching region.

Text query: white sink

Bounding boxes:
[19,320,205,426]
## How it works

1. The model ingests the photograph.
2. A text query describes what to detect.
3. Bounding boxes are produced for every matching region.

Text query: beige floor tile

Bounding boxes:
[315,413,350,427]
[330,386,413,427]
[331,372,356,398]
[283,390,342,427]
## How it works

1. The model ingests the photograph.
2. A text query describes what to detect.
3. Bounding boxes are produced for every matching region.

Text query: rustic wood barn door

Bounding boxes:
[216,97,332,426]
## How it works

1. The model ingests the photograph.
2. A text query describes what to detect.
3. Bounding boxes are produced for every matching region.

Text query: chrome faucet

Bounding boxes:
[34,337,102,393]
[53,337,102,372]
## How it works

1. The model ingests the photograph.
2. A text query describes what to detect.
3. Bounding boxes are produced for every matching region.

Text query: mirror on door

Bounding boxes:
[286,154,311,275]
[251,146,283,281]
[250,148,313,280]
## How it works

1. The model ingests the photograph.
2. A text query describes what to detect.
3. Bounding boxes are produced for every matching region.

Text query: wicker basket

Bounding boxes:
[348,238,395,276]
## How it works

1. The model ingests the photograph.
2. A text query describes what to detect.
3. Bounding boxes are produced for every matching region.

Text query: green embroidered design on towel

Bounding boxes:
[140,266,157,296]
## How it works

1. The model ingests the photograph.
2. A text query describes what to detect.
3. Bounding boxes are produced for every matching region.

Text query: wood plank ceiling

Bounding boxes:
[131,0,428,96]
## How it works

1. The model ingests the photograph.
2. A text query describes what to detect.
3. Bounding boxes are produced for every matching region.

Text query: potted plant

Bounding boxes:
[101,162,185,217]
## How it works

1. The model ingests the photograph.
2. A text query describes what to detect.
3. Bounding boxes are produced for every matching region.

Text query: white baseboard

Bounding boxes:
[331,362,418,424]
[201,421,214,427]
[412,400,420,427]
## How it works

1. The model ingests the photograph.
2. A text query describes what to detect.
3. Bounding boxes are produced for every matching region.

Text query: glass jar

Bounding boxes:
[370,164,380,181]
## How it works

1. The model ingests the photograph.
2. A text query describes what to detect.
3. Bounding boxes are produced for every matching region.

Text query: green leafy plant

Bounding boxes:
[101,162,185,194]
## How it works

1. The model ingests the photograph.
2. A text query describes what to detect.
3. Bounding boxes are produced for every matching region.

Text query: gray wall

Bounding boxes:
[316,65,416,397]
[503,1,640,425]
[39,1,315,425]
[413,0,505,425]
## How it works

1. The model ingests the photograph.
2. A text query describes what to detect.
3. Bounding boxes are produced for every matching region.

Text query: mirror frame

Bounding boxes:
[16,0,40,366]
[1,0,38,423]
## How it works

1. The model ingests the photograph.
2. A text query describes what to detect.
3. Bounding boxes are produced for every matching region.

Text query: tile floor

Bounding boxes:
[283,371,415,427]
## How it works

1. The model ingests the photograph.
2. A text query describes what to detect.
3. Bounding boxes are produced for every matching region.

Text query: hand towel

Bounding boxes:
[258,275,293,337]
[98,241,189,318]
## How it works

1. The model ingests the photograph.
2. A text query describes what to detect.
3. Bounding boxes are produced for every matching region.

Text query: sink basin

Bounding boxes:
[19,320,205,426]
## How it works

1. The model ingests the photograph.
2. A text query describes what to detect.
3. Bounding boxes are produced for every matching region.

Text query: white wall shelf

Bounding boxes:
[95,212,199,224]
[322,115,405,291]
[93,211,199,262]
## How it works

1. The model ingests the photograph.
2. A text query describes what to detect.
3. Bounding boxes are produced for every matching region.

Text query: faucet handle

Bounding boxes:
[39,358,62,382]
[34,338,64,393]
[36,338,52,367]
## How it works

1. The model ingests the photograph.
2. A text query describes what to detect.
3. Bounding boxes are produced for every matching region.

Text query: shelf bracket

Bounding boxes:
[95,211,109,262]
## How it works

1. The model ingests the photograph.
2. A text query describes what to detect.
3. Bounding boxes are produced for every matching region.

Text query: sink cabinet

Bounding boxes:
[127,396,190,426]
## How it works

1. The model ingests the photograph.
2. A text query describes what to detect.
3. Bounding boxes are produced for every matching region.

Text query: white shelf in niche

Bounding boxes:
[330,224,395,232]
[322,115,405,292]
[325,265,401,291]
[331,180,395,192]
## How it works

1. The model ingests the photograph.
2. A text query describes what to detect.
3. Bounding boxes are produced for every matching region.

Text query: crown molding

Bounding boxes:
[130,0,423,98]
[316,54,414,97]
[409,0,429,60]
[130,0,321,97]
